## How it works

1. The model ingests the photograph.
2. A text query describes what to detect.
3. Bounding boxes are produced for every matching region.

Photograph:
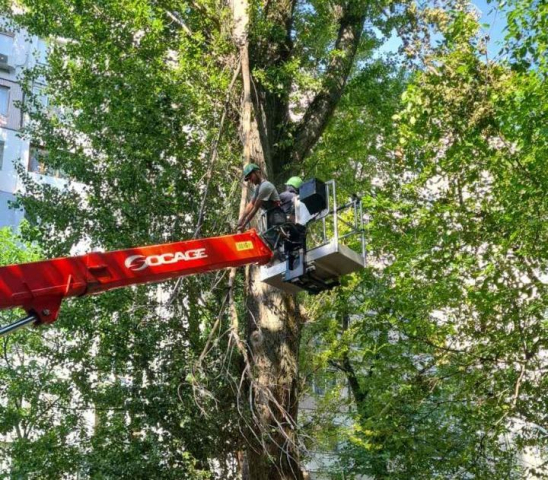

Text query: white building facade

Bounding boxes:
[0,23,58,229]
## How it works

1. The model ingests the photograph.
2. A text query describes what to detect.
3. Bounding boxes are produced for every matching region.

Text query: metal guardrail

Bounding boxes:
[259,179,366,264]
[296,180,366,264]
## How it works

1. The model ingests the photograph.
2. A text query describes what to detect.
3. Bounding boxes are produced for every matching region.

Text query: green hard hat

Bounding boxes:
[243,163,260,179]
[285,176,303,189]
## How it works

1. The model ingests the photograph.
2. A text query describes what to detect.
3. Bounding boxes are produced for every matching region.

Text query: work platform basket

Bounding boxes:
[260,180,366,294]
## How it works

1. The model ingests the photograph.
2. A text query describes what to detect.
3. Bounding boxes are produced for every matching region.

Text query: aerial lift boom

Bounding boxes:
[0,178,366,337]
[0,230,272,336]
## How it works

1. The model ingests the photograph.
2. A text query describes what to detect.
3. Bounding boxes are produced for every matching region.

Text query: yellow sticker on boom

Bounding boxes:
[236,241,254,251]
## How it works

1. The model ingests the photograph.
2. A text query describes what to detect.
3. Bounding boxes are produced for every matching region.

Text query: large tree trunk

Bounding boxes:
[230,1,368,477]
[245,276,304,479]
[233,3,304,477]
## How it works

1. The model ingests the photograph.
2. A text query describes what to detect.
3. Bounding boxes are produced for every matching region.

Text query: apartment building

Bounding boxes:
[0,23,63,229]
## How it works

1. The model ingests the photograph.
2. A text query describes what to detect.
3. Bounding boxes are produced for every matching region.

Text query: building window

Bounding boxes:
[0,141,4,170]
[311,371,337,396]
[0,33,14,57]
[28,144,65,178]
[36,39,48,65]
[31,85,49,112]
[28,143,46,174]
[0,86,9,117]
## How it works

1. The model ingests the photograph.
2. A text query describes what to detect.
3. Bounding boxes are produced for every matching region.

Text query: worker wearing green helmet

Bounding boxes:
[285,176,303,190]
[280,176,303,219]
[237,163,282,234]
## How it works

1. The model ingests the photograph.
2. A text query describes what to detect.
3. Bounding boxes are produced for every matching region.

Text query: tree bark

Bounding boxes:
[232,3,304,478]
[230,1,368,478]
[245,279,304,480]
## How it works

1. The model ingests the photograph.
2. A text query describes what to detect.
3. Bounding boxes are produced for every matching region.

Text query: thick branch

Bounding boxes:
[249,0,296,175]
[291,2,367,164]
[341,314,367,404]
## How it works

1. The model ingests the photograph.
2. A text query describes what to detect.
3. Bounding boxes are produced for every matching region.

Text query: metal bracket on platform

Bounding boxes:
[284,246,339,295]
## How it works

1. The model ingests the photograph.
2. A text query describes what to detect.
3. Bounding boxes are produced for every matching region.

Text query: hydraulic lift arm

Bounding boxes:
[0,230,272,336]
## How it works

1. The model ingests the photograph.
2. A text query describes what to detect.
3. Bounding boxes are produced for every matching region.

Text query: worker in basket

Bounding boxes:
[237,163,285,248]
[280,176,303,222]
[279,175,307,255]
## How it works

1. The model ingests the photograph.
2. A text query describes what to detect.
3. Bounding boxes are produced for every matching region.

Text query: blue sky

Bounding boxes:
[473,0,507,59]
[379,0,508,60]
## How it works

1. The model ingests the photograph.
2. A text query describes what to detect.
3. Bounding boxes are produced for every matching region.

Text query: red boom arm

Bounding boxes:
[0,230,272,332]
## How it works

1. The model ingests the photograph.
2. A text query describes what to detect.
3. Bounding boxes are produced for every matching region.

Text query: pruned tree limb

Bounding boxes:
[166,10,192,36]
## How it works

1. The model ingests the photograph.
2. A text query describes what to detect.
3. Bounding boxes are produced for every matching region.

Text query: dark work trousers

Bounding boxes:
[264,207,286,249]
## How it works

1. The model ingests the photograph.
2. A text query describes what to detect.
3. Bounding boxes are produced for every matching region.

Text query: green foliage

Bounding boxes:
[5,0,548,478]
[301,3,548,479]
[3,2,243,477]
[504,0,548,71]
[0,227,83,478]
[303,58,406,190]
[3,1,431,475]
